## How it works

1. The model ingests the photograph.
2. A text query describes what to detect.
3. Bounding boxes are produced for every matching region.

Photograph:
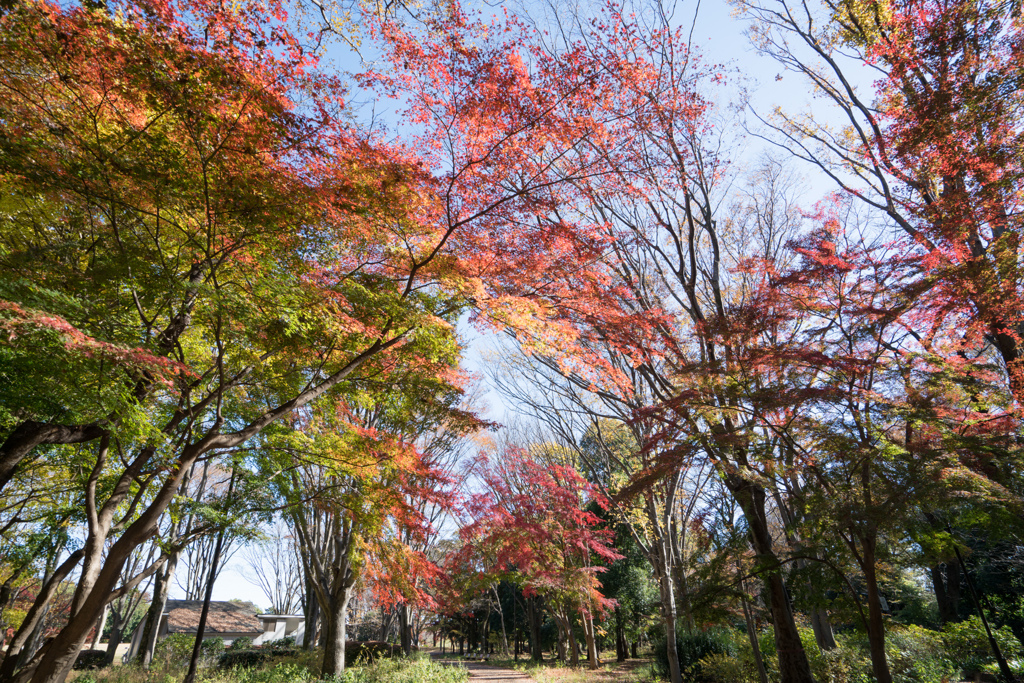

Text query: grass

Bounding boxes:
[69,651,467,683]
[444,652,663,683]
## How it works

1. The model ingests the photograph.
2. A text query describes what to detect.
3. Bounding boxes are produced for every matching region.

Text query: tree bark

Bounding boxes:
[740,576,770,683]
[136,551,177,668]
[91,605,107,650]
[930,561,962,625]
[730,479,816,683]
[0,422,105,494]
[582,612,599,670]
[399,604,412,656]
[614,607,626,662]
[655,556,682,683]
[809,608,836,651]
[860,540,893,683]
[103,612,124,667]
[320,584,353,677]
[527,596,543,663]
[315,514,359,678]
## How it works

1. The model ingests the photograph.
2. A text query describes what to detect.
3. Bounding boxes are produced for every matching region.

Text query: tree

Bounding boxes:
[460,447,622,670]
[241,520,303,616]
[735,0,1024,407]
[0,0,674,679]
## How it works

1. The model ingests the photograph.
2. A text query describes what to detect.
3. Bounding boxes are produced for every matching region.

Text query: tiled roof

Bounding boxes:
[164,600,262,635]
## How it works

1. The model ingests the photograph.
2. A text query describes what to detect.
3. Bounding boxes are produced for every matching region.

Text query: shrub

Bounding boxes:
[275,636,296,649]
[698,652,758,683]
[218,650,271,670]
[227,662,318,683]
[229,637,254,651]
[338,657,468,683]
[942,616,1023,676]
[154,633,196,670]
[345,641,403,664]
[73,650,108,671]
[202,637,225,658]
[653,628,736,682]
[883,625,958,683]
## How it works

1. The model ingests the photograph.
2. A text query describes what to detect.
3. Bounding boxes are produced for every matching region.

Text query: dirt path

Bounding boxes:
[432,655,536,682]
[459,661,537,682]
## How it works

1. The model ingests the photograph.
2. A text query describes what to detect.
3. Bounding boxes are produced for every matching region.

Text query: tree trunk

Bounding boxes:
[809,608,836,651]
[136,551,177,668]
[527,596,543,662]
[614,607,626,662]
[740,574,770,683]
[103,612,124,667]
[492,585,509,657]
[656,560,682,683]
[302,571,319,651]
[183,511,231,683]
[317,514,359,679]
[731,480,815,683]
[554,618,566,663]
[320,587,353,677]
[91,605,107,650]
[399,604,412,656]
[582,612,599,670]
[955,545,1016,683]
[930,561,962,625]
[860,539,893,683]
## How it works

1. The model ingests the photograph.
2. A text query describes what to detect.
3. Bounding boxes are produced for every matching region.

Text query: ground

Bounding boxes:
[433,652,659,683]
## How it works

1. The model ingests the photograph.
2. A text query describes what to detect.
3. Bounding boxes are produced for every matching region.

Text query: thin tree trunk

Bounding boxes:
[103,612,124,666]
[527,596,543,663]
[858,538,893,683]
[614,607,626,663]
[955,545,1015,683]
[182,466,236,683]
[563,614,579,668]
[731,480,815,683]
[182,522,230,683]
[740,573,769,683]
[554,618,566,663]
[136,551,177,668]
[491,585,509,657]
[656,560,682,683]
[582,612,599,670]
[91,605,107,650]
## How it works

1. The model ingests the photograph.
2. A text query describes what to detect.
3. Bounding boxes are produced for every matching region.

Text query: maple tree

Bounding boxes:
[266,352,478,676]
[483,14,822,675]
[735,0,1024,406]
[456,447,621,669]
[0,0,677,678]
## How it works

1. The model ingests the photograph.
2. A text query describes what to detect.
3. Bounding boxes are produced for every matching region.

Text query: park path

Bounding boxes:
[459,660,537,682]
[432,654,536,682]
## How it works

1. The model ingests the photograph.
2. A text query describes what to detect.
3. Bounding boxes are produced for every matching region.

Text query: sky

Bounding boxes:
[197,0,865,608]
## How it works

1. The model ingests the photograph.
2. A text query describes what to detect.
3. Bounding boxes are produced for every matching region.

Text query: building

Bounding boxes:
[253,614,305,646]
[125,600,262,660]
